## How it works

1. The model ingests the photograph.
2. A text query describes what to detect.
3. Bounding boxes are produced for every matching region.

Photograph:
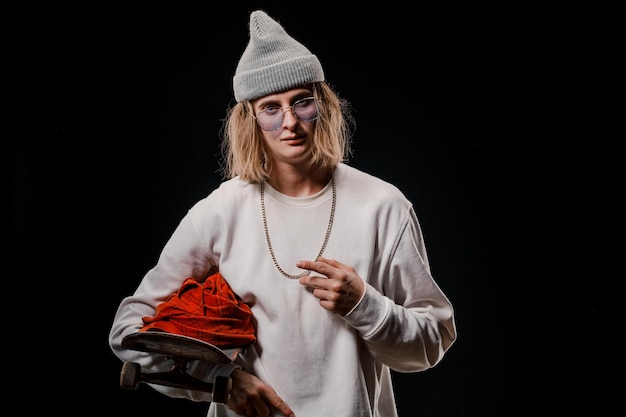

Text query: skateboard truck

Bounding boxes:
[119,331,236,403]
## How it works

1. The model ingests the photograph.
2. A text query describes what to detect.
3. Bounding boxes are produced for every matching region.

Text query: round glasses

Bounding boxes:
[253,97,320,131]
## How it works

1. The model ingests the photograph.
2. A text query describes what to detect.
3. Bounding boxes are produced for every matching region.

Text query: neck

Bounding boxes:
[267,165,334,197]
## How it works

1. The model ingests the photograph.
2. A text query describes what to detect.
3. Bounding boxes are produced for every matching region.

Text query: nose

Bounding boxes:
[281,107,298,128]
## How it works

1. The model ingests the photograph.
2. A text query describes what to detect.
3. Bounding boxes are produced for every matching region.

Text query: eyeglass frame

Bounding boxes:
[252,96,321,131]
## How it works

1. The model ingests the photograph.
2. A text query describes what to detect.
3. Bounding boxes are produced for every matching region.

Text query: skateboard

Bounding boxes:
[119,330,240,403]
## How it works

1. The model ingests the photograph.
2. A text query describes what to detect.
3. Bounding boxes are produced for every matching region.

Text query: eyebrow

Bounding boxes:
[255,91,313,108]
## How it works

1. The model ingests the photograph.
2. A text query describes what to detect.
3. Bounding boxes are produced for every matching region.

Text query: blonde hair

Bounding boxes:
[219,82,354,183]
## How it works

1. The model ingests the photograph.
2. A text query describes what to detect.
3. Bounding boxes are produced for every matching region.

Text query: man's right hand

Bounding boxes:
[227,368,295,417]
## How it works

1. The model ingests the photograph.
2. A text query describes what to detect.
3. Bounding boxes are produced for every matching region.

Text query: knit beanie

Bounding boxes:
[233,10,325,102]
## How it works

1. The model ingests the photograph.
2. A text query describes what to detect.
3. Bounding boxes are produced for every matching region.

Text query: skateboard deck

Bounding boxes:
[119,330,237,403]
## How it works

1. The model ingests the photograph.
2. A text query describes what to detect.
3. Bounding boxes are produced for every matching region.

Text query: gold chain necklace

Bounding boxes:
[260,169,336,279]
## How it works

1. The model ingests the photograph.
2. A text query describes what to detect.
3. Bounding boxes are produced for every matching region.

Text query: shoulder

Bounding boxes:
[190,177,258,213]
[336,163,410,205]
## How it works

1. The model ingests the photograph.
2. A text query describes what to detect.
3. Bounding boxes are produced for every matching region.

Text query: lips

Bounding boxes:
[281,135,305,143]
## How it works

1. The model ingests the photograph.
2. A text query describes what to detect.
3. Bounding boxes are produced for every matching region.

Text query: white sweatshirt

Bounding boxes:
[109,163,456,417]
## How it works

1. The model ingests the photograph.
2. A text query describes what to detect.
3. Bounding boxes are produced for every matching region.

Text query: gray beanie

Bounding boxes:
[233,10,325,102]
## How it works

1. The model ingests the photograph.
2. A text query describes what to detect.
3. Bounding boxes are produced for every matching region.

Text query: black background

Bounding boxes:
[9,2,620,416]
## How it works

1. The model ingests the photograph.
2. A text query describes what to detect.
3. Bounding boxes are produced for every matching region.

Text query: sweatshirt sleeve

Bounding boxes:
[342,206,457,372]
[108,211,237,402]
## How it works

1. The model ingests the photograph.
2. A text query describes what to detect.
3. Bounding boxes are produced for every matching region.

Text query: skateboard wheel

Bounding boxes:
[120,361,141,390]
[212,375,232,404]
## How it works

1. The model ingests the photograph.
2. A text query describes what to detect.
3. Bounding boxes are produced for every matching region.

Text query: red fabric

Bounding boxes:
[141,273,256,349]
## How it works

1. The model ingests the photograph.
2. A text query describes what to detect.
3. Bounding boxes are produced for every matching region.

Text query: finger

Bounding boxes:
[228,393,254,416]
[241,294,256,307]
[251,400,269,417]
[296,259,333,276]
[268,393,295,417]
[244,404,256,417]
[299,274,329,289]
[316,256,342,268]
